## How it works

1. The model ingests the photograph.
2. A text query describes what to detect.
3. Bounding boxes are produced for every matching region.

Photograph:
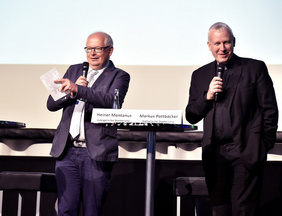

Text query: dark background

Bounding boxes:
[0,129,281,216]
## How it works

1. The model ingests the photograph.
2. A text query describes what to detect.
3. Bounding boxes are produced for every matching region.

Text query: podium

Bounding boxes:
[93,109,197,216]
[114,124,197,216]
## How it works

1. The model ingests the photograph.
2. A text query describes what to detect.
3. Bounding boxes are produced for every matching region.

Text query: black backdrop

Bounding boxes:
[0,129,281,215]
[0,156,281,216]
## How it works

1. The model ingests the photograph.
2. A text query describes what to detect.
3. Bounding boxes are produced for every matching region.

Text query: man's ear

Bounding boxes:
[207,41,212,51]
[109,46,114,56]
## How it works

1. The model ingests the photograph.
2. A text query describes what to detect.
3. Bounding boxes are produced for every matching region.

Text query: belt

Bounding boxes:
[68,140,87,148]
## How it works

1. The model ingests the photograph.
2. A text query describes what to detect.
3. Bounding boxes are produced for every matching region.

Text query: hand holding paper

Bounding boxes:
[40,68,70,101]
[54,78,78,96]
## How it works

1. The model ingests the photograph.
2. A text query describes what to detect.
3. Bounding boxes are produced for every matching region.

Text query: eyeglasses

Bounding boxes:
[84,46,110,53]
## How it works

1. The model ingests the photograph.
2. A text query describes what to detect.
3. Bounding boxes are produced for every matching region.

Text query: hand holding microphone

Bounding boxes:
[214,63,225,101]
[206,63,225,101]
[75,62,89,87]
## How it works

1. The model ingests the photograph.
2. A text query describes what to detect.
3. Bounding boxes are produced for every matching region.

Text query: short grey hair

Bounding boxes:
[87,31,114,46]
[208,22,234,42]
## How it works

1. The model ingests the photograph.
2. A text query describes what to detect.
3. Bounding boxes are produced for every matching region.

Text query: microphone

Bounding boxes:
[214,63,225,102]
[78,62,89,102]
[82,61,89,78]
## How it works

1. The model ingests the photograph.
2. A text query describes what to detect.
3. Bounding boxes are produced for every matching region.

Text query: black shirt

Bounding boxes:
[213,60,234,143]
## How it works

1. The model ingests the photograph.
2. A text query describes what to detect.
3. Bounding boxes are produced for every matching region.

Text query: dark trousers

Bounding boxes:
[55,147,114,216]
[203,143,264,216]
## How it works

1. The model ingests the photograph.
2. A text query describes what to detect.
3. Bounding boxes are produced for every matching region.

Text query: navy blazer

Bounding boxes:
[47,61,130,161]
[186,54,278,169]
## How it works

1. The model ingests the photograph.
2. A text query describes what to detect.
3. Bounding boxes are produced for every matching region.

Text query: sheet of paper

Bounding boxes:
[40,68,69,101]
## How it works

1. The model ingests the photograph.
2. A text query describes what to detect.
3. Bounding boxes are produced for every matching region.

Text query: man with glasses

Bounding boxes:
[185,22,278,215]
[47,32,130,216]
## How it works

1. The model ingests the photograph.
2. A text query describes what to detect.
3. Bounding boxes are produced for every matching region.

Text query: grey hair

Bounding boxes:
[87,31,114,46]
[208,22,234,42]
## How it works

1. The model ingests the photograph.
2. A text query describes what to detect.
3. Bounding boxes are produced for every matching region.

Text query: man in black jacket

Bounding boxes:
[186,22,278,216]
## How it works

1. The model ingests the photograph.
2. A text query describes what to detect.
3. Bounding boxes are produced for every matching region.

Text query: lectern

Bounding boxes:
[93,108,197,216]
[115,124,197,216]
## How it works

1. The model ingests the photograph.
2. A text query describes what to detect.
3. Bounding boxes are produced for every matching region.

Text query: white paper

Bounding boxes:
[40,68,69,101]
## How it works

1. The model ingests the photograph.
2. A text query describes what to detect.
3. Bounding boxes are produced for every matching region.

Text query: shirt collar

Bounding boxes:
[225,54,236,69]
[88,61,110,74]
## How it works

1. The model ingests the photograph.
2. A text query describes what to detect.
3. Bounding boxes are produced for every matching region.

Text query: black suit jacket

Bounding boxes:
[186,54,278,169]
[47,61,130,161]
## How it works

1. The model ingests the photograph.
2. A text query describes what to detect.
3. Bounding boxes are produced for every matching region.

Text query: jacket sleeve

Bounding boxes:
[75,69,130,109]
[257,61,279,150]
[46,66,77,112]
[185,69,214,124]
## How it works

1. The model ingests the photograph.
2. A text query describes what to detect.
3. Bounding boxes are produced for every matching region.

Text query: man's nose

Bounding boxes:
[220,43,226,50]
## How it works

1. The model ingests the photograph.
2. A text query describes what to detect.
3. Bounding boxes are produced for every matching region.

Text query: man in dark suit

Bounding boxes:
[47,32,130,216]
[185,22,278,216]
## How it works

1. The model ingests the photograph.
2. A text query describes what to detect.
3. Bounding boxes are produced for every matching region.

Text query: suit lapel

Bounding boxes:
[91,61,116,89]
[228,56,243,107]
[208,62,216,84]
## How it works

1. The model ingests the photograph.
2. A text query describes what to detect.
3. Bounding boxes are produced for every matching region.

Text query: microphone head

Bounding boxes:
[217,63,225,78]
[82,61,89,77]
[218,63,225,72]
[83,61,89,70]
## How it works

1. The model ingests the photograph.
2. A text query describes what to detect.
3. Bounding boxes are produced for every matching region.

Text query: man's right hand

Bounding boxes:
[206,76,223,100]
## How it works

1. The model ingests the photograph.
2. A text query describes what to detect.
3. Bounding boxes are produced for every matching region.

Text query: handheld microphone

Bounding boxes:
[82,62,89,78]
[78,62,90,102]
[214,63,225,102]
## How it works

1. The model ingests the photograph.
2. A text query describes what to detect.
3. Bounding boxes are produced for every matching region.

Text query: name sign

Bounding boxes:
[91,109,182,124]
